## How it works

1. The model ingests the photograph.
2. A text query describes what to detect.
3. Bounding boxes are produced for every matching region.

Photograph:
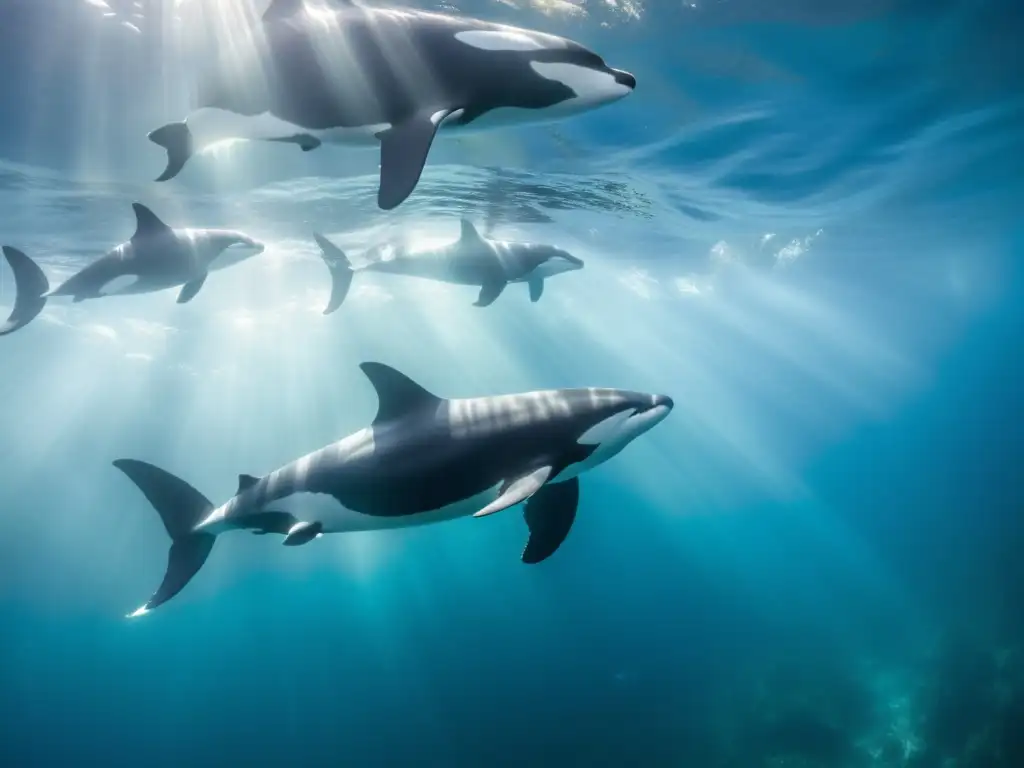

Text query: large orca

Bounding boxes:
[115,361,673,616]
[148,0,637,209]
[313,217,583,312]
[0,203,265,336]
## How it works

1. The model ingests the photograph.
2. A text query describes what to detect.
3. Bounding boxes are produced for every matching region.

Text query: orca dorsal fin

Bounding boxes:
[131,203,172,241]
[359,362,443,425]
[237,474,259,494]
[262,0,308,23]
[459,218,485,244]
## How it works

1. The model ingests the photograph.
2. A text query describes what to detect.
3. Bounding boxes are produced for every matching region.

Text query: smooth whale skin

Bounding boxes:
[148,0,636,209]
[0,203,265,337]
[313,217,583,313]
[115,361,673,616]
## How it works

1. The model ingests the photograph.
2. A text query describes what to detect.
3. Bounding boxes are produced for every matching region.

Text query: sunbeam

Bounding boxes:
[3,1,1023,764]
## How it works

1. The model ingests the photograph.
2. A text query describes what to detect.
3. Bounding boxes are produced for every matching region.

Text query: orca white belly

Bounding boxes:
[186,105,564,152]
[98,274,150,296]
[437,106,559,134]
[277,485,502,534]
[186,107,390,148]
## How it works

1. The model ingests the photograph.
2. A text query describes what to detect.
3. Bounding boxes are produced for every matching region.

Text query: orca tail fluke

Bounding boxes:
[148,121,194,182]
[113,458,216,617]
[1,246,49,337]
[312,233,355,315]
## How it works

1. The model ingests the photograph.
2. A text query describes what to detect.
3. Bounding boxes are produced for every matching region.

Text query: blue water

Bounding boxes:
[1,0,1023,765]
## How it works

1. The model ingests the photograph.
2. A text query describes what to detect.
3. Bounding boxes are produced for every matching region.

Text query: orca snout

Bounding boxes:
[639,394,674,432]
[652,394,674,411]
[236,239,265,256]
[244,239,266,254]
[616,392,673,442]
[611,69,636,90]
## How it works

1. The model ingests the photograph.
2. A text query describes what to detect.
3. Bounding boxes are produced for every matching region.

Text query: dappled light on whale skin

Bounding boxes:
[0,223,925,623]
[2,1,1023,765]
[0,186,980,514]
[79,0,633,206]
[0,198,963,562]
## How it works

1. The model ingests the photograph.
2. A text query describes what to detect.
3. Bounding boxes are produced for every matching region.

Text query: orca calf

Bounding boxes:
[148,0,636,209]
[116,361,673,616]
[0,203,265,337]
[314,217,583,312]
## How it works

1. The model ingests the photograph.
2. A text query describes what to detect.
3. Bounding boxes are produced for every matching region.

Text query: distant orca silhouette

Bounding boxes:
[147,0,636,209]
[115,361,673,616]
[0,203,264,336]
[313,217,583,312]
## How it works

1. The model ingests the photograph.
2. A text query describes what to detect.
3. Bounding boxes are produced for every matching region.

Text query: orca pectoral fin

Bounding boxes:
[528,277,544,303]
[149,122,194,182]
[176,274,207,304]
[522,477,578,564]
[474,466,553,518]
[283,520,323,546]
[242,510,300,536]
[267,134,321,152]
[375,109,453,210]
[474,279,506,307]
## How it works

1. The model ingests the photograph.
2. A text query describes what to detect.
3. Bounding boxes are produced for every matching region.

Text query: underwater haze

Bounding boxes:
[2,0,1024,766]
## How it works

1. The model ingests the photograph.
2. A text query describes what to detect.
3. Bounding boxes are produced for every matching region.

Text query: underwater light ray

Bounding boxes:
[302,8,388,151]
[578,241,932,506]
[0,299,203,611]
[585,270,941,646]
[72,10,112,178]
[561,261,812,499]
[185,0,276,184]
[364,9,445,126]
[752,274,924,398]
[707,277,910,420]
[626,297,810,501]
[24,6,89,171]
[697,263,922,419]
[705,288,887,416]
[128,255,400,578]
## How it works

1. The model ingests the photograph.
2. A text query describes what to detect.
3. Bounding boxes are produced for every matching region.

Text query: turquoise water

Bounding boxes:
[1,1,1023,765]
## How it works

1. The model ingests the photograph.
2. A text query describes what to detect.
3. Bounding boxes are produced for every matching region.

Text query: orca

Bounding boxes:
[0,203,265,336]
[313,217,583,312]
[148,0,637,209]
[115,361,673,616]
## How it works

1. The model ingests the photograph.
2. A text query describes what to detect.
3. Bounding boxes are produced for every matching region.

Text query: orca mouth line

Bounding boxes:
[640,395,674,413]
[611,69,637,90]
